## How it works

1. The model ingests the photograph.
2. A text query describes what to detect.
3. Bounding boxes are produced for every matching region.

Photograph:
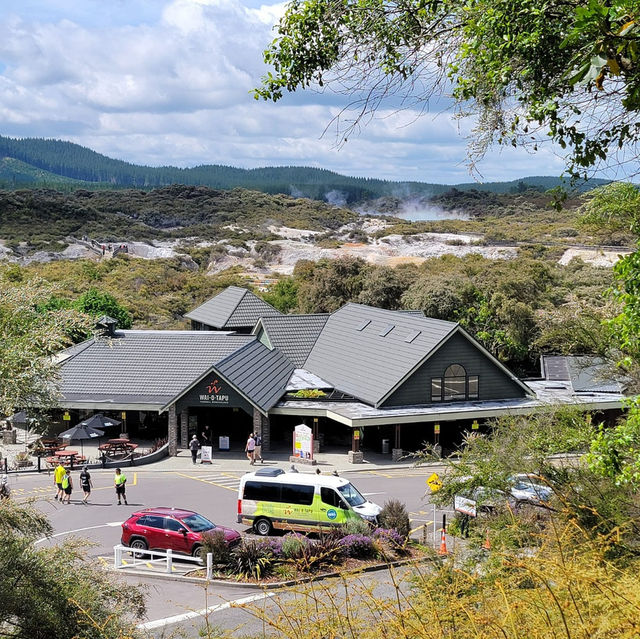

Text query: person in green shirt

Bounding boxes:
[54,463,66,501]
[61,469,73,504]
[114,468,127,505]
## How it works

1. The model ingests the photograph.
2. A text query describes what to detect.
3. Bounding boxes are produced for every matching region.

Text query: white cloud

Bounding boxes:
[0,0,596,183]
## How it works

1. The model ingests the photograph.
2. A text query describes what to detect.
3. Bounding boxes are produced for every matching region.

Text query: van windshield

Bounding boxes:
[337,483,366,507]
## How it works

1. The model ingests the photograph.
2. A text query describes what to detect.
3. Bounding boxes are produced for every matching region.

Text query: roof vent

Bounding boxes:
[95,315,118,337]
[254,467,285,477]
[379,324,395,337]
[405,330,421,343]
[356,320,371,331]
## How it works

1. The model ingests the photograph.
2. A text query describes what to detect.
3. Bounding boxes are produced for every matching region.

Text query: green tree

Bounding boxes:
[255,0,640,178]
[0,501,145,638]
[263,277,299,313]
[0,272,91,419]
[75,288,132,329]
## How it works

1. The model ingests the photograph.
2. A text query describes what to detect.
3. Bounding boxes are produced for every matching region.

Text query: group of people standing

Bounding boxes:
[53,463,127,505]
[245,432,263,465]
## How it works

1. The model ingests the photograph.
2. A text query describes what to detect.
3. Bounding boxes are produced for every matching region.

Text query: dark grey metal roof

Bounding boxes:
[59,331,255,407]
[184,286,280,329]
[304,303,458,406]
[215,340,294,412]
[541,355,625,393]
[255,314,329,367]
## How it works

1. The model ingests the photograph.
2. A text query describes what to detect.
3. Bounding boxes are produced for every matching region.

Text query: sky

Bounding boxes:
[0,0,578,183]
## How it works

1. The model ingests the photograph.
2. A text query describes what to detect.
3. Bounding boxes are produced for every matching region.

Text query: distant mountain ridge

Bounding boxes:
[0,135,610,203]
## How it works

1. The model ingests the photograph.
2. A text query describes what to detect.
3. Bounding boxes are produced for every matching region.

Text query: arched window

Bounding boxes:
[431,364,479,402]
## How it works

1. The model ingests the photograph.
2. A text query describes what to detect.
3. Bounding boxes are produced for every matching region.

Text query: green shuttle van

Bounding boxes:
[237,468,382,535]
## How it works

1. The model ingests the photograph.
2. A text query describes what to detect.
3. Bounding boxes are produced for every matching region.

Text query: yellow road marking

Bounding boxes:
[133,472,137,486]
[173,471,237,492]
[410,521,433,535]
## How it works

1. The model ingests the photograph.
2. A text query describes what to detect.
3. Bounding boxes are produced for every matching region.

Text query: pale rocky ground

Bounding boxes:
[0,222,630,273]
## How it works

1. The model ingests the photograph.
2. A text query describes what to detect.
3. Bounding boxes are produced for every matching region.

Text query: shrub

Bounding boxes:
[228,540,273,579]
[339,518,371,536]
[200,529,232,565]
[255,537,283,557]
[379,499,411,538]
[281,533,309,559]
[373,527,408,556]
[339,534,377,559]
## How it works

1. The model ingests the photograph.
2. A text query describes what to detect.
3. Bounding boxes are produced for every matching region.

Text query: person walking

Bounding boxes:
[79,465,93,504]
[54,462,66,501]
[254,433,263,463]
[189,435,200,465]
[114,468,127,505]
[245,433,256,465]
[61,469,73,504]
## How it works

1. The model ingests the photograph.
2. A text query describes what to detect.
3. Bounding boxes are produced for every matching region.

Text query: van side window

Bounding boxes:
[281,483,314,506]
[321,487,343,508]
[244,481,279,502]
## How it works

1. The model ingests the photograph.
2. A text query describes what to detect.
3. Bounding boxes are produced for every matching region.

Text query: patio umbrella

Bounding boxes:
[8,411,32,425]
[78,413,121,430]
[58,424,105,457]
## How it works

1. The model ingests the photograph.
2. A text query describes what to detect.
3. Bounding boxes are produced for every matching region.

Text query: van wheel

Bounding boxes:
[129,538,148,559]
[254,518,272,536]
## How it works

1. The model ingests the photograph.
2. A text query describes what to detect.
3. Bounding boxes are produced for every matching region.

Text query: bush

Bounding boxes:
[339,534,377,559]
[255,537,283,557]
[228,540,273,579]
[281,533,309,559]
[379,499,411,538]
[339,518,371,536]
[200,529,232,565]
[373,527,409,556]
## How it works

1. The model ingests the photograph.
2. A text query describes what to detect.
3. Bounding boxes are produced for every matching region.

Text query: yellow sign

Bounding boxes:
[63,411,71,421]
[121,411,127,420]
[472,420,479,430]
[353,430,360,440]
[434,423,440,435]
[427,472,443,492]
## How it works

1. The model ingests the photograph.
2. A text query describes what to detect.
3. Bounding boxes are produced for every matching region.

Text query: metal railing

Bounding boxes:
[113,544,214,579]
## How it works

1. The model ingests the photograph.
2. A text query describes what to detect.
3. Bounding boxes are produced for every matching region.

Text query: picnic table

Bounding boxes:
[46,450,86,468]
[98,439,138,457]
[43,440,68,453]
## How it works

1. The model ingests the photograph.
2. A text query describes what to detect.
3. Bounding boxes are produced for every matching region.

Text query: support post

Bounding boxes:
[114,545,122,569]
[180,409,189,450]
[392,424,403,462]
[168,405,178,456]
[206,553,213,581]
[348,428,364,463]
[166,548,173,574]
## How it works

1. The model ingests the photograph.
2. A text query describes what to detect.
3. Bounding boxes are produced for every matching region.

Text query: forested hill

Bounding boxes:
[0,135,609,203]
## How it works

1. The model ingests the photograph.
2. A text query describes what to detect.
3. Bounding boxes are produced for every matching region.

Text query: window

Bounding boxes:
[139,515,164,529]
[379,324,395,337]
[337,482,366,507]
[321,487,344,508]
[181,513,215,532]
[444,364,466,400]
[431,365,479,402]
[244,480,278,502]
[164,518,187,533]
[281,483,314,505]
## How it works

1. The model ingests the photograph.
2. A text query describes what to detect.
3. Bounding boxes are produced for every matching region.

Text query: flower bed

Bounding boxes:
[189,527,429,583]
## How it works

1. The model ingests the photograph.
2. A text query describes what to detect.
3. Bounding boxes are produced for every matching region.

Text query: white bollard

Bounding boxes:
[114,545,122,569]
[206,552,213,581]
[166,548,172,573]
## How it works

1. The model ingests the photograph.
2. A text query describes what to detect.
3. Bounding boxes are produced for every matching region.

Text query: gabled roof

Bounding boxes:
[303,303,458,406]
[253,313,329,367]
[542,355,625,394]
[214,340,294,412]
[184,286,281,329]
[58,330,255,407]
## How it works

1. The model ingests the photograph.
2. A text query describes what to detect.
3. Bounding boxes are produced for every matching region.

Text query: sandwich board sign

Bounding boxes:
[454,495,477,518]
[293,424,313,460]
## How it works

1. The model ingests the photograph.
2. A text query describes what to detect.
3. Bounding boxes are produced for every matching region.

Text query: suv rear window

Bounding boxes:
[136,515,165,529]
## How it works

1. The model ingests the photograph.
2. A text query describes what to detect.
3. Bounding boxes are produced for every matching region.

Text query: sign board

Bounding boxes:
[353,429,360,440]
[471,420,479,430]
[434,423,440,435]
[121,411,127,420]
[426,472,443,492]
[201,445,213,464]
[218,436,229,451]
[63,411,71,421]
[454,495,477,518]
[293,424,313,460]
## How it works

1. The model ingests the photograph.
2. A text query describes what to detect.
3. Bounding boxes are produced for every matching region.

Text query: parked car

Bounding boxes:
[121,507,241,561]
[508,474,553,507]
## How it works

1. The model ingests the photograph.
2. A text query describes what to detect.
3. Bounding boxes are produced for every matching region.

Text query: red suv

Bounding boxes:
[121,507,241,561]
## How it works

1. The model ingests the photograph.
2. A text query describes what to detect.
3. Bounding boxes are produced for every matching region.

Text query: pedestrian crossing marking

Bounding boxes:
[173,471,238,492]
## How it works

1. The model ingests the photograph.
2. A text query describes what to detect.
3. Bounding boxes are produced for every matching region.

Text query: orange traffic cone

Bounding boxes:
[483,529,491,550]
[438,528,448,555]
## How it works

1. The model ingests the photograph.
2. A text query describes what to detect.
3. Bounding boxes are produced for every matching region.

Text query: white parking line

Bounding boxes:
[34,521,123,544]
[137,592,275,631]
